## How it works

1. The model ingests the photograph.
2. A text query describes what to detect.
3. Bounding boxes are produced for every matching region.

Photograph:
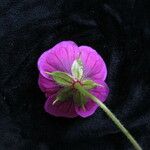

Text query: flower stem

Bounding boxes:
[75,83,142,150]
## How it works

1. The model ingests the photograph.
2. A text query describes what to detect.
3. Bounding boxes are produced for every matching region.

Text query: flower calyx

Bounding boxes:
[46,58,101,110]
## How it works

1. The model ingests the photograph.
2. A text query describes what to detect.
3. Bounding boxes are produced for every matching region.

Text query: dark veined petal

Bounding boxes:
[38,41,79,79]
[38,74,60,94]
[90,80,109,103]
[79,46,107,81]
[44,94,78,118]
[75,99,98,118]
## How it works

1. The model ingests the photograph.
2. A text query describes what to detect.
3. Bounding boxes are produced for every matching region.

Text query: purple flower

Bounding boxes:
[38,41,109,118]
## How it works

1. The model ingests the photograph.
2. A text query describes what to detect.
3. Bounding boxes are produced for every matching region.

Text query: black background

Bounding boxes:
[0,0,149,150]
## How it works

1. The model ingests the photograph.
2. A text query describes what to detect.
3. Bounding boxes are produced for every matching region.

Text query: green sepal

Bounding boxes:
[46,71,73,86]
[71,58,83,80]
[57,87,73,101]
[82,80,99,90]
[73,91,87,107]
[53,88,73,105]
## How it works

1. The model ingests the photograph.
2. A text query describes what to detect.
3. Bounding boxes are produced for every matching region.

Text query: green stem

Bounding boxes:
[75,83,142,150]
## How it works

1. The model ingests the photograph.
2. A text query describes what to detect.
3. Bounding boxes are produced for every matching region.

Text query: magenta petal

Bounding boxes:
[75,80,109,118]
[44,94,78,118]
[38,74,60,97]
[90,80,109,103]
[38,41,79,79]
[75,99,98,118]
[50,41,79,74]
[38,50,57,79]
[79,46,107,81]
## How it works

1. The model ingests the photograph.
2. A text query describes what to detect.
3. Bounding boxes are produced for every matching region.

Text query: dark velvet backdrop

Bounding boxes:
[0,0,149,150]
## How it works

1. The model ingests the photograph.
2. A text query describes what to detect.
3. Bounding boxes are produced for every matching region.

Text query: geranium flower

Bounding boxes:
[38,41,109,118]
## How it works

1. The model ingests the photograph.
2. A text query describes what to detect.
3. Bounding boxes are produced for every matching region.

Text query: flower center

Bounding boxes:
[72,80,82,89]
